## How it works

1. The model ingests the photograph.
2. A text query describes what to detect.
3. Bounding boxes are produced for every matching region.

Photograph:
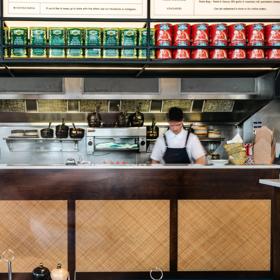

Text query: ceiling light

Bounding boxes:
[8,66,142,70]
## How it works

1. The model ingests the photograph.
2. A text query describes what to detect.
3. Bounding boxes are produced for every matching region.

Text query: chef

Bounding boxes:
[151,107,206,164]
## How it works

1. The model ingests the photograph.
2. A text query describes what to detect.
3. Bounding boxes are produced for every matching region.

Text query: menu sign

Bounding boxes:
[151,0,280,18]
[4,0,147,18]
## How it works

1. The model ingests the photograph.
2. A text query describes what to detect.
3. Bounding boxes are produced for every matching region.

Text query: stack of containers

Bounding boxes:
[209,23,228,59]
[265,23,280,59]
[173,24,191,59]
[191,23,209,59]
[246,23,265,59]
[155,23,173,59]
[228,23,246,59]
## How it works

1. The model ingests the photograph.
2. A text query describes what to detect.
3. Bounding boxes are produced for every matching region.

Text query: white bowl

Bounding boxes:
[209,159,229,166]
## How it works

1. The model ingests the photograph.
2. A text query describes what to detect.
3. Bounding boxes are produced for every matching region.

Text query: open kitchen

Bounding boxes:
[0,0,280,280]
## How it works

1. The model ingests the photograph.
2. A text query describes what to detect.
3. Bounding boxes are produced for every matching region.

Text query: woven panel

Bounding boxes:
[178,200,271,271]
[0,201,67,272]
[76,200,169,272]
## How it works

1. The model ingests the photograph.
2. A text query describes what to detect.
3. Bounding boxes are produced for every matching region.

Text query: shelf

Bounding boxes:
[198,138,225,142]
[4,137,82,141]
[4,137,82,152]
[0,59,279,77]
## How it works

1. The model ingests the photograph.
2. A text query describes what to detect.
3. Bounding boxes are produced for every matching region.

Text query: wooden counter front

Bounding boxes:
[0,168,279,280]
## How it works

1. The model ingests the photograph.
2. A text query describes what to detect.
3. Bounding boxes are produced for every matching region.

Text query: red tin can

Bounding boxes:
[228,23,246,46]
[192,23,209,46]
[265,24,280,45]
[173,24,191,46]
[244,143,253,156]
[156,49,172,59]
[247,49,265,59]
[209,23,228,46]
[191,49,209,59]
[228,48,246,59]
[155,23,173,46]
[173,49,190,59]
[246,23,264,46]
[210,49,227,59]
[266,49,280,59]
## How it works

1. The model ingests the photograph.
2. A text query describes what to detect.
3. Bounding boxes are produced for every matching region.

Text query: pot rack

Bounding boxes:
[0,0,280,78]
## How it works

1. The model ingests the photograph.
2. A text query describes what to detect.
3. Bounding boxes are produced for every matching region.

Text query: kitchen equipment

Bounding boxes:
[41,122,54,138]
[86,127,147,154]
[1,248,15,280]
[87,106,102,128]
[32,263,51,280]
[116,106,130,127]
[50,264,69,280]
[56,119,69,139]
[209,159,229,166]
[146,119,159,139]
[129,105,144,127]
[69,123,85,139]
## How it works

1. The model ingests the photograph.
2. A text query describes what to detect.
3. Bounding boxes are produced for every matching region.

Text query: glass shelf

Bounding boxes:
[4,137,83,152]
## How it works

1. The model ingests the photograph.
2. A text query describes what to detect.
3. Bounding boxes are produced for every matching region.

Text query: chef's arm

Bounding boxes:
[195,155,207,165]
[151,159,160,164]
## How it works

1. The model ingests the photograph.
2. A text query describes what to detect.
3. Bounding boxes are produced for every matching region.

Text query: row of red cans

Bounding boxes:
[156,48,280,59]
[155,23,280,47]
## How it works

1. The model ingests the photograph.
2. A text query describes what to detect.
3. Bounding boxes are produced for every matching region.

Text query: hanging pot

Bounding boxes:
[32,263,51,280]
[40,122,54,138]
[129,105,144,127]
[55,119,69,138]
[70,123,85,139]
[87,106,102,127]
[146,119,159,139]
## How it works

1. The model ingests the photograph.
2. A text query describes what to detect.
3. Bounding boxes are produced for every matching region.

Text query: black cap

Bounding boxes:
[167,107,184,121]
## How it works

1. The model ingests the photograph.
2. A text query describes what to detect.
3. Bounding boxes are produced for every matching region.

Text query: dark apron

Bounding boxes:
[163,128,191,164]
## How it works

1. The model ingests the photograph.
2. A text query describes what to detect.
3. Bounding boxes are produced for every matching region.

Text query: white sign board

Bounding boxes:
[151,0,280,18]
[4,0,147,18]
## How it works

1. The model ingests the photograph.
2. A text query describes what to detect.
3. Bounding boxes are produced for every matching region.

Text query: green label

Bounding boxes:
[30,28,47,57]
[104,29,119,58]
[85,29,101,57]
[121,29,137,58]
[49,28,65,57]
[139,29,155,59]
[10,28,28,57]
[67,29,83,57]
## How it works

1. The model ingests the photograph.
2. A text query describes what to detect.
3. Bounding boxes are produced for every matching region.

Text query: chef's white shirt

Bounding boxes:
[150,129,206,163]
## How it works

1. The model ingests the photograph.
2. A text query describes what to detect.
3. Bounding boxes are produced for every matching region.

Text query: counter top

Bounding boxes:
[1,164,280,169]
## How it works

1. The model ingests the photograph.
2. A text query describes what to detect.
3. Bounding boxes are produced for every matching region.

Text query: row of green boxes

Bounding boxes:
[1,27,155,59]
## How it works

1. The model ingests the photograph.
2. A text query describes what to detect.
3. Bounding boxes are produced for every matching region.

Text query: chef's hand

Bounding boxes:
[195,155,207,165]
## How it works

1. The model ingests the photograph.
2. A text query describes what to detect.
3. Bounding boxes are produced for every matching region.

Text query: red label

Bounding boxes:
[191,49,209,59]
[247,49,264,59]
[228,49,246,59]
[156,49,172,59]
[173,49,190,59]
[210,49,227,59]
[266,49,280,59]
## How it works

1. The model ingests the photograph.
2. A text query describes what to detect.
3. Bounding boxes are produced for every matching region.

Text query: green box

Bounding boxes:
[2,27,9,57]
[30,27,47,58]
[103,28,119,58]
[10,27,28,58]
[85,28,101,58]
[67,28,83,58]
[138,28,155,59]
[49,28,65,58]
[120,28,137,59]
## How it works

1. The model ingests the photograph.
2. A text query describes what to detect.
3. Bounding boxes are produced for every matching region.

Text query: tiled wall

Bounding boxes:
[0,99,235,113]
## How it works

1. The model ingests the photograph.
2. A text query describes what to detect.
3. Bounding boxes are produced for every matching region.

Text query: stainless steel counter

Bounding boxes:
[1,164,280,169]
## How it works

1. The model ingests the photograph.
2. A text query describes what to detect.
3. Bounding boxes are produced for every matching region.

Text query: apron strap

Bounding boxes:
[185,124,192,146]
[163,134,168,147]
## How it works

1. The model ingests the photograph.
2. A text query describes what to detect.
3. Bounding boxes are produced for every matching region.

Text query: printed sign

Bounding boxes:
[4,0,147,18]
